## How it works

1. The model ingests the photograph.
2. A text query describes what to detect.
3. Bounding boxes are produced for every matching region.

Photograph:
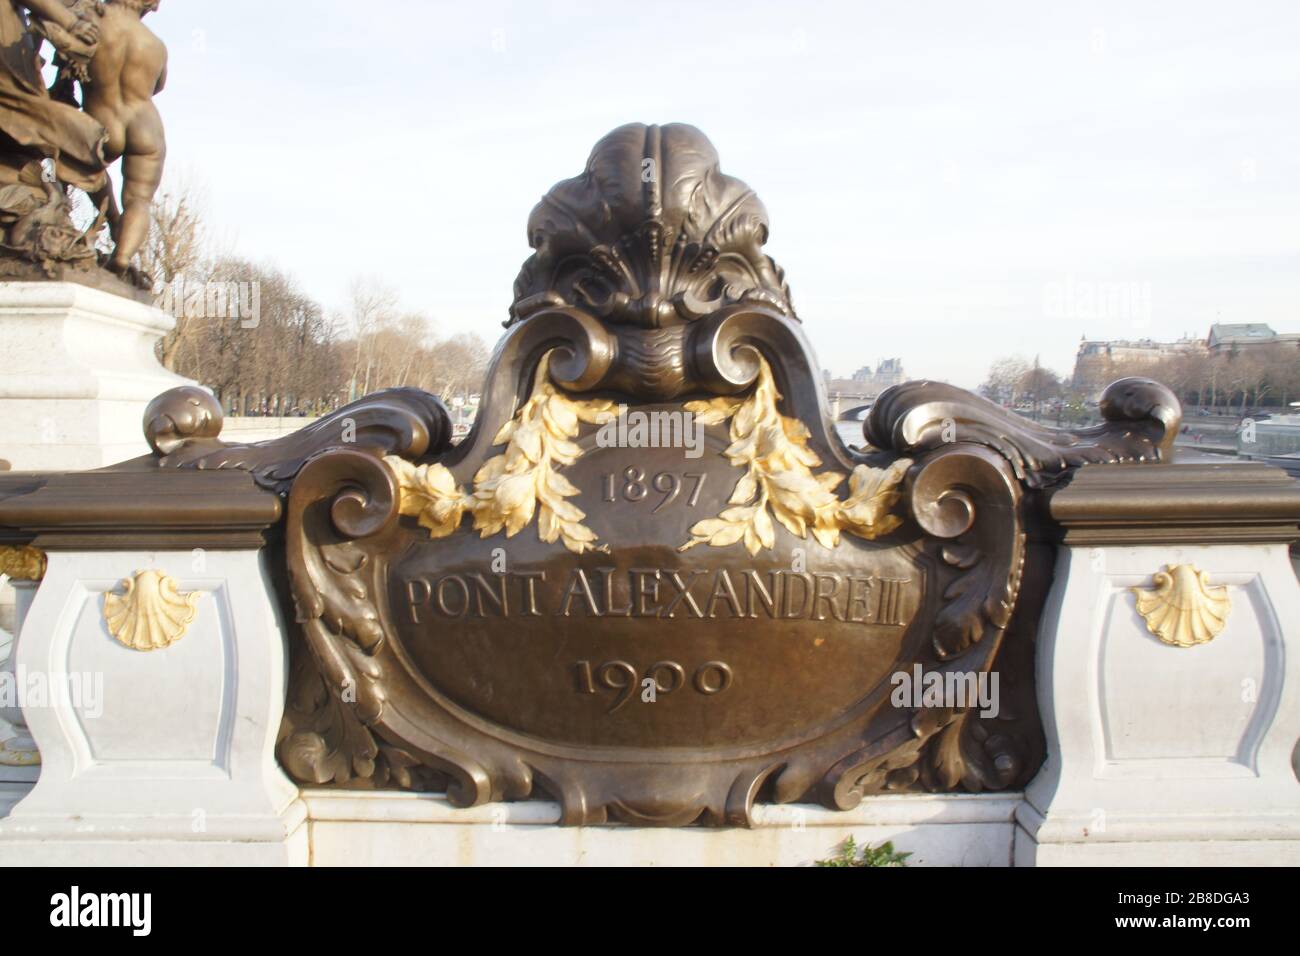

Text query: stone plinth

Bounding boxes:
[0,469,302,866]
[305,791,1020,867]
[1016,462,1300,866]
[0,548,305,866]
[0,282,191,472]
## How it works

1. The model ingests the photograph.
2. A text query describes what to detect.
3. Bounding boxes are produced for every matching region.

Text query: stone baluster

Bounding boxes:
[0,577,40,768]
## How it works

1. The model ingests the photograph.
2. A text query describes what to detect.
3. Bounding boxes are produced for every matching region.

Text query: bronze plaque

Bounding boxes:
[390,427,930,751]
[145,123,1181,825]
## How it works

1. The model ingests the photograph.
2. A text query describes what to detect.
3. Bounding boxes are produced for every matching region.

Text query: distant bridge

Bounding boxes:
[827,392,879,421]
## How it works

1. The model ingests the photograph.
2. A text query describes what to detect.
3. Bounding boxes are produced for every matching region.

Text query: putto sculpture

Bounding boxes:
[135,123,1183,826]
[0,0,165,294]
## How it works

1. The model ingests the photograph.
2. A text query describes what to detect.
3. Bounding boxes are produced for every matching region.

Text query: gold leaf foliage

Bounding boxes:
[1132,564,1231,648]
[0,545,46,582]
[385,353,614,554]
[384,457,467,540]
[680,357,911,555]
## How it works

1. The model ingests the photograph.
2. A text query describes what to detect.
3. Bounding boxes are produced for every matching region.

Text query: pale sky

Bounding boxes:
[143,0,1299,388]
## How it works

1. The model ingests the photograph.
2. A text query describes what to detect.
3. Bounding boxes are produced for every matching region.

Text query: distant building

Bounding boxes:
[853,358,904,390]
[824,359,906,399]
[845,359,906,392]
[1072,336,1205,392]
[1207,323,1300,354]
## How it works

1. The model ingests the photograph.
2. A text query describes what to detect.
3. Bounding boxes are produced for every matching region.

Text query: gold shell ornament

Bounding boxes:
[1131,564,1230,648]
[102,570,201,652]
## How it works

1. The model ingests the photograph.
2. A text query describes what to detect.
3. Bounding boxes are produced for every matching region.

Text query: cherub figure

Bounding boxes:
[78,0,166,281]
[0,0,107,190]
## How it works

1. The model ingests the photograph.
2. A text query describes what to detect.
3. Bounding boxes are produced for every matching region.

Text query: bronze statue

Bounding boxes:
[80,0,165,282]
[134,124,1182,826]
[0,0,165,293]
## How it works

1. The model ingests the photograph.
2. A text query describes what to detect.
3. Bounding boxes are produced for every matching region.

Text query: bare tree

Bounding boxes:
[1019,358,1062,420]
[141,180,209,370]
[146,251,504,420]
[345,277,399,401]
[980,356,1032,405]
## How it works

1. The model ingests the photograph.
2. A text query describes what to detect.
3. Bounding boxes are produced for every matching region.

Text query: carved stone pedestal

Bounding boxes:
[0,477,307,865]
[0,282,190,472]
[1015,463,1300,866]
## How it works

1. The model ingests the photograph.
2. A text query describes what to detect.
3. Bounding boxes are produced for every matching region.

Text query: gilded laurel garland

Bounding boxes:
[1132,564,1231,647]
[0,545,46,582]
[386,353,614,554]
[680,357,912,555]
[387,353,910,558]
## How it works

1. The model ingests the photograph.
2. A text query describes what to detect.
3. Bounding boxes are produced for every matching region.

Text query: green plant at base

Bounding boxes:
[814,836,912,867]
